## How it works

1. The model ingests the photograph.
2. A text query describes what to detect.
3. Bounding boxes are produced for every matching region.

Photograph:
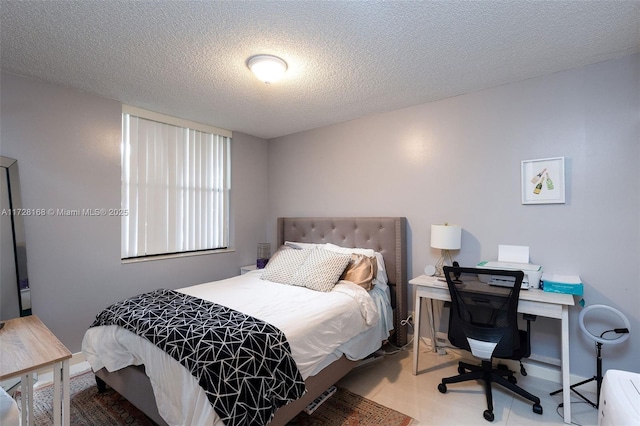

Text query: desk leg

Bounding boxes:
[428,299,437,353]
[561,305,571,424]
[412,295,422,375]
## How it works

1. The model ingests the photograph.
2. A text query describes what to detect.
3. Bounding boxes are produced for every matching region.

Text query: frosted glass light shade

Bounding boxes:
[247,55,287,84]
[430,224,462,250]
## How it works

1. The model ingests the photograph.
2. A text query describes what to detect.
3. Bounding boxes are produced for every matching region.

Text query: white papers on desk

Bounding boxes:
[498,245,529,263]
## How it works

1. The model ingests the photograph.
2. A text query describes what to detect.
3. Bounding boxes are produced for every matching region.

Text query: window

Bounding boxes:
[121,106,231,259]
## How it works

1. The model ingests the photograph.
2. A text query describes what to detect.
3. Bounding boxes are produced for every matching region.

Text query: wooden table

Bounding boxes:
[0,315,72,426]
[410,275,575,424]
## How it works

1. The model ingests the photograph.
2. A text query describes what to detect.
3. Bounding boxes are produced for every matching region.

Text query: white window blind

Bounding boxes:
[121,106,231,259]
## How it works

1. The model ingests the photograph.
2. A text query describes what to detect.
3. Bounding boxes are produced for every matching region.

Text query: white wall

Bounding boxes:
[0,72,269,352]
[267,54,640,377]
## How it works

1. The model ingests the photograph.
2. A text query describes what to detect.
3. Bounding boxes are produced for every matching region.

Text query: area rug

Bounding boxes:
[287,387,415,426]
[17,370,154,425]
[22,370,414,425]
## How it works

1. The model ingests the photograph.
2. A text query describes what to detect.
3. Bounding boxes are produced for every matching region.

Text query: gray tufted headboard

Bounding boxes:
[277,217,408,347]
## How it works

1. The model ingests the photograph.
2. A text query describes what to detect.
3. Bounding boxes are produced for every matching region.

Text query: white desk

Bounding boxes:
[410,275,575,424]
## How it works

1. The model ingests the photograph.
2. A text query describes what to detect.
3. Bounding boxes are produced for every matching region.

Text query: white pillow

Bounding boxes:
[324,243,389,290]
[373,252,389,286]
[293,248,351,292]
[284,241,326,250]
[260,248,312,285]
[323,243,374,256]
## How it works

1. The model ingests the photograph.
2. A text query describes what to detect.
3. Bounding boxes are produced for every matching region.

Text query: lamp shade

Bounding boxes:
[430,224,462,250]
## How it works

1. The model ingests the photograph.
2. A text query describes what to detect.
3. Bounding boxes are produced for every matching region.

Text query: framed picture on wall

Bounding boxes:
[521,157,565,204]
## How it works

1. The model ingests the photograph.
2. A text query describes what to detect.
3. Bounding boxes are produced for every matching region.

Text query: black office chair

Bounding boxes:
[437,265,543,422]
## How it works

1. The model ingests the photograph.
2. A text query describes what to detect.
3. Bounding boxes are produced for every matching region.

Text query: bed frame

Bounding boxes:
[94,217,407,426]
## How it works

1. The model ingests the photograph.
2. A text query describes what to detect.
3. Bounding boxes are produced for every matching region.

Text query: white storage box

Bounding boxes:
[598,369,640,426]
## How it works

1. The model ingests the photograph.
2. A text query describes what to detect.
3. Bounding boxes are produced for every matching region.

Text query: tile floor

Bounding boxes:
[336,344,599,426]
[38,346,598,426]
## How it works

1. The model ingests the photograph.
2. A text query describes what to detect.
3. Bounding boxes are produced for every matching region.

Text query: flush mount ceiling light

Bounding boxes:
[247,55,288,84]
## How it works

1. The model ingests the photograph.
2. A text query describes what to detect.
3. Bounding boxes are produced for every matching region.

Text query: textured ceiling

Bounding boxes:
[1,1,639,139]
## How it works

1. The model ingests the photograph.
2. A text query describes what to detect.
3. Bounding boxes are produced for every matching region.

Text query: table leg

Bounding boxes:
[53,362,61,426]
[62,359,70,426]
[51,359,70,426]
[412,294,422,375]
[561,305,571,424]
[20,373,32,426]
[428,299,437,353]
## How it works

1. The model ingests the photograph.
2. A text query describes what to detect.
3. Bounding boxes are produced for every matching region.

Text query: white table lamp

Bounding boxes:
[431,223,462,276]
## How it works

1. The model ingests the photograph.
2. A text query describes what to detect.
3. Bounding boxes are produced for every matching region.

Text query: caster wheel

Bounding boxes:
[458,366,466,374]
[438,383,447,393]
[507,375,517,384]
[533,403,543,415]
[483,410,494,422]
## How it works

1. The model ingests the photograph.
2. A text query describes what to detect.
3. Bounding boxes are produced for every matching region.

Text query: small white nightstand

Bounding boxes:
[240,264,257,275]
[0,315,72,426]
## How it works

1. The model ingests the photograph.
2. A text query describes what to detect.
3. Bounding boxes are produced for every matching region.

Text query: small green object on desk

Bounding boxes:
[541,274,583,296]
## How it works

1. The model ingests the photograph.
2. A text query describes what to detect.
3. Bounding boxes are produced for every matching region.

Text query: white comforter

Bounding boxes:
[82,270,385,426]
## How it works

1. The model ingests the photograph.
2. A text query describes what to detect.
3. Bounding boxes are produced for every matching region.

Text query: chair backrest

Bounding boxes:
[443,265,524,360]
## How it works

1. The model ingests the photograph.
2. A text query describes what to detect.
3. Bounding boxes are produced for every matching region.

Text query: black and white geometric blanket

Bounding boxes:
[91,289,306,426]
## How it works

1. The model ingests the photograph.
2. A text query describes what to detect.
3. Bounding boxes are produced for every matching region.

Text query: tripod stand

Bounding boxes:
[550,304,630,409]
[550,341,603,408]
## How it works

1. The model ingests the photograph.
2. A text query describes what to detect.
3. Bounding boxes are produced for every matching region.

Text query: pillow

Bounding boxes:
[372,252,389,285]
[323,243,374,257]
[260,246,312,285]
[340,254,378,290]
[284,241,326,250]
[323,243,389,289]
[293,248,351,292]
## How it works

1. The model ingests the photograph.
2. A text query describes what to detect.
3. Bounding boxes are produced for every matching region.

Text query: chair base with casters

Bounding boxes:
[438,358,543,421]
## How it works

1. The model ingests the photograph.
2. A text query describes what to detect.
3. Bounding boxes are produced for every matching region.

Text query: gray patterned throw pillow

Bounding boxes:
[294,248,351,292]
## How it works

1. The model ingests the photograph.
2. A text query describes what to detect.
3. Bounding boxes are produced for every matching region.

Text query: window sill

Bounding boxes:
[121,248,235,264]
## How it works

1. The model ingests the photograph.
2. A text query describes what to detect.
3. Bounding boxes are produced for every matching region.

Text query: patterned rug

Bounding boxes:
[22,370,414,425]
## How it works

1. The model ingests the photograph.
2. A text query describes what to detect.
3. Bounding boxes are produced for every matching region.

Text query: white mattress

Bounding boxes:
[82,270,392,426]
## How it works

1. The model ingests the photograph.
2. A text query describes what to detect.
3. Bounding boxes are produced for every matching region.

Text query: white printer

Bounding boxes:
[477,261,542,289]
[476,245,542,289]
[599,369,640,426]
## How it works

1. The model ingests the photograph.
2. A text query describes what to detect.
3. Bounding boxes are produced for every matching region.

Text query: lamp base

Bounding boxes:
[435,249,454,277]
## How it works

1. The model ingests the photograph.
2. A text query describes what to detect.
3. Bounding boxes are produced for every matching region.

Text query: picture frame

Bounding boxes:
[521,157,565,204]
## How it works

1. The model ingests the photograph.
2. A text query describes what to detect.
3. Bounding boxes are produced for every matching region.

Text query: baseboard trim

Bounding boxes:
[34,352,90,386]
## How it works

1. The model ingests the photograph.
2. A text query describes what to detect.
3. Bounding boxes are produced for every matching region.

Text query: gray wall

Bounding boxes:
[1,55,637,378]
[267,54,640,377]
[0,72,269,352]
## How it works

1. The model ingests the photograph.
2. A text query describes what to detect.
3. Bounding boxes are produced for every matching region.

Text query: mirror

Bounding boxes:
[1,156,31,320]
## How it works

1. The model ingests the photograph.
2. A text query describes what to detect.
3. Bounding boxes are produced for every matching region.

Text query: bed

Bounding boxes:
[82,217,408,426]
